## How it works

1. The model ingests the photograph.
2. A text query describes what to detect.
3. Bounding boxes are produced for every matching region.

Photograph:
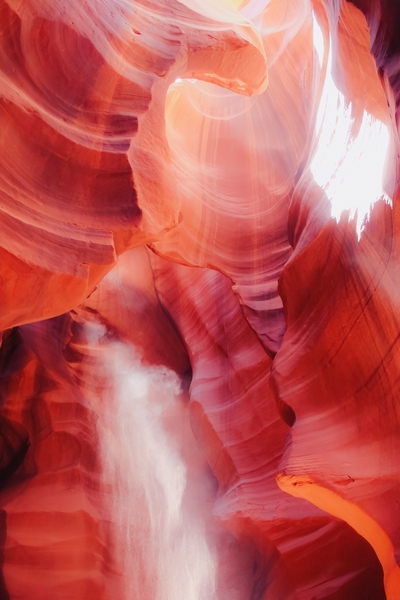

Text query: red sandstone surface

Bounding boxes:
[0,0,399,598]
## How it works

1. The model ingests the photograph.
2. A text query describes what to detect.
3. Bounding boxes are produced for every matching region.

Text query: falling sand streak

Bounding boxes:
[84,321,217,600]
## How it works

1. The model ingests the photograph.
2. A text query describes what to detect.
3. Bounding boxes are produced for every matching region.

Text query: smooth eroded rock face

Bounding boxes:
[0,0,399,598]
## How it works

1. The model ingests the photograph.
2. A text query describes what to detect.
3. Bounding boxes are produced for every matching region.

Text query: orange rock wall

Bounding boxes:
[0,0,399,598]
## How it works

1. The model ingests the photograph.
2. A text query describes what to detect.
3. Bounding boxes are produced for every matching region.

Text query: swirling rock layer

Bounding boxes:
[0,0,399,598]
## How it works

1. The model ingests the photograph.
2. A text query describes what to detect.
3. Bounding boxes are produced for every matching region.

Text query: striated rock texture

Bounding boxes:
[0,0,399,599]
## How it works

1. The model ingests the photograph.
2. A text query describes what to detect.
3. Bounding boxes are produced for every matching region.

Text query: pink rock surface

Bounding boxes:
[0,0,399,598]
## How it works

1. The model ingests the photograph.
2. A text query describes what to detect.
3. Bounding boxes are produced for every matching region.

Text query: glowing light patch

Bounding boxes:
[310,14,391,240]
[174,78,197,83]
[312,10,324,67]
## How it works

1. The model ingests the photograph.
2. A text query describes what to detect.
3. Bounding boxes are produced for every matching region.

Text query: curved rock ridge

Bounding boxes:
[0,0,267,329]
[145,0,314,356]
[0,255,275,600]
[151,251,387,599]
[0,249,387,599]
[270,2,400,599]
[0,0,399,598]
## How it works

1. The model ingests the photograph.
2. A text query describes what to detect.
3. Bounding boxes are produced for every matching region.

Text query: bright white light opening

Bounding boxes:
[312,11,324,67]
[310,14,392,240]
[174,78,197,83]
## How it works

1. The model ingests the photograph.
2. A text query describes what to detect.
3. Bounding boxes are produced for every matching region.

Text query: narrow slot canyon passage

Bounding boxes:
[0,0,399,598]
